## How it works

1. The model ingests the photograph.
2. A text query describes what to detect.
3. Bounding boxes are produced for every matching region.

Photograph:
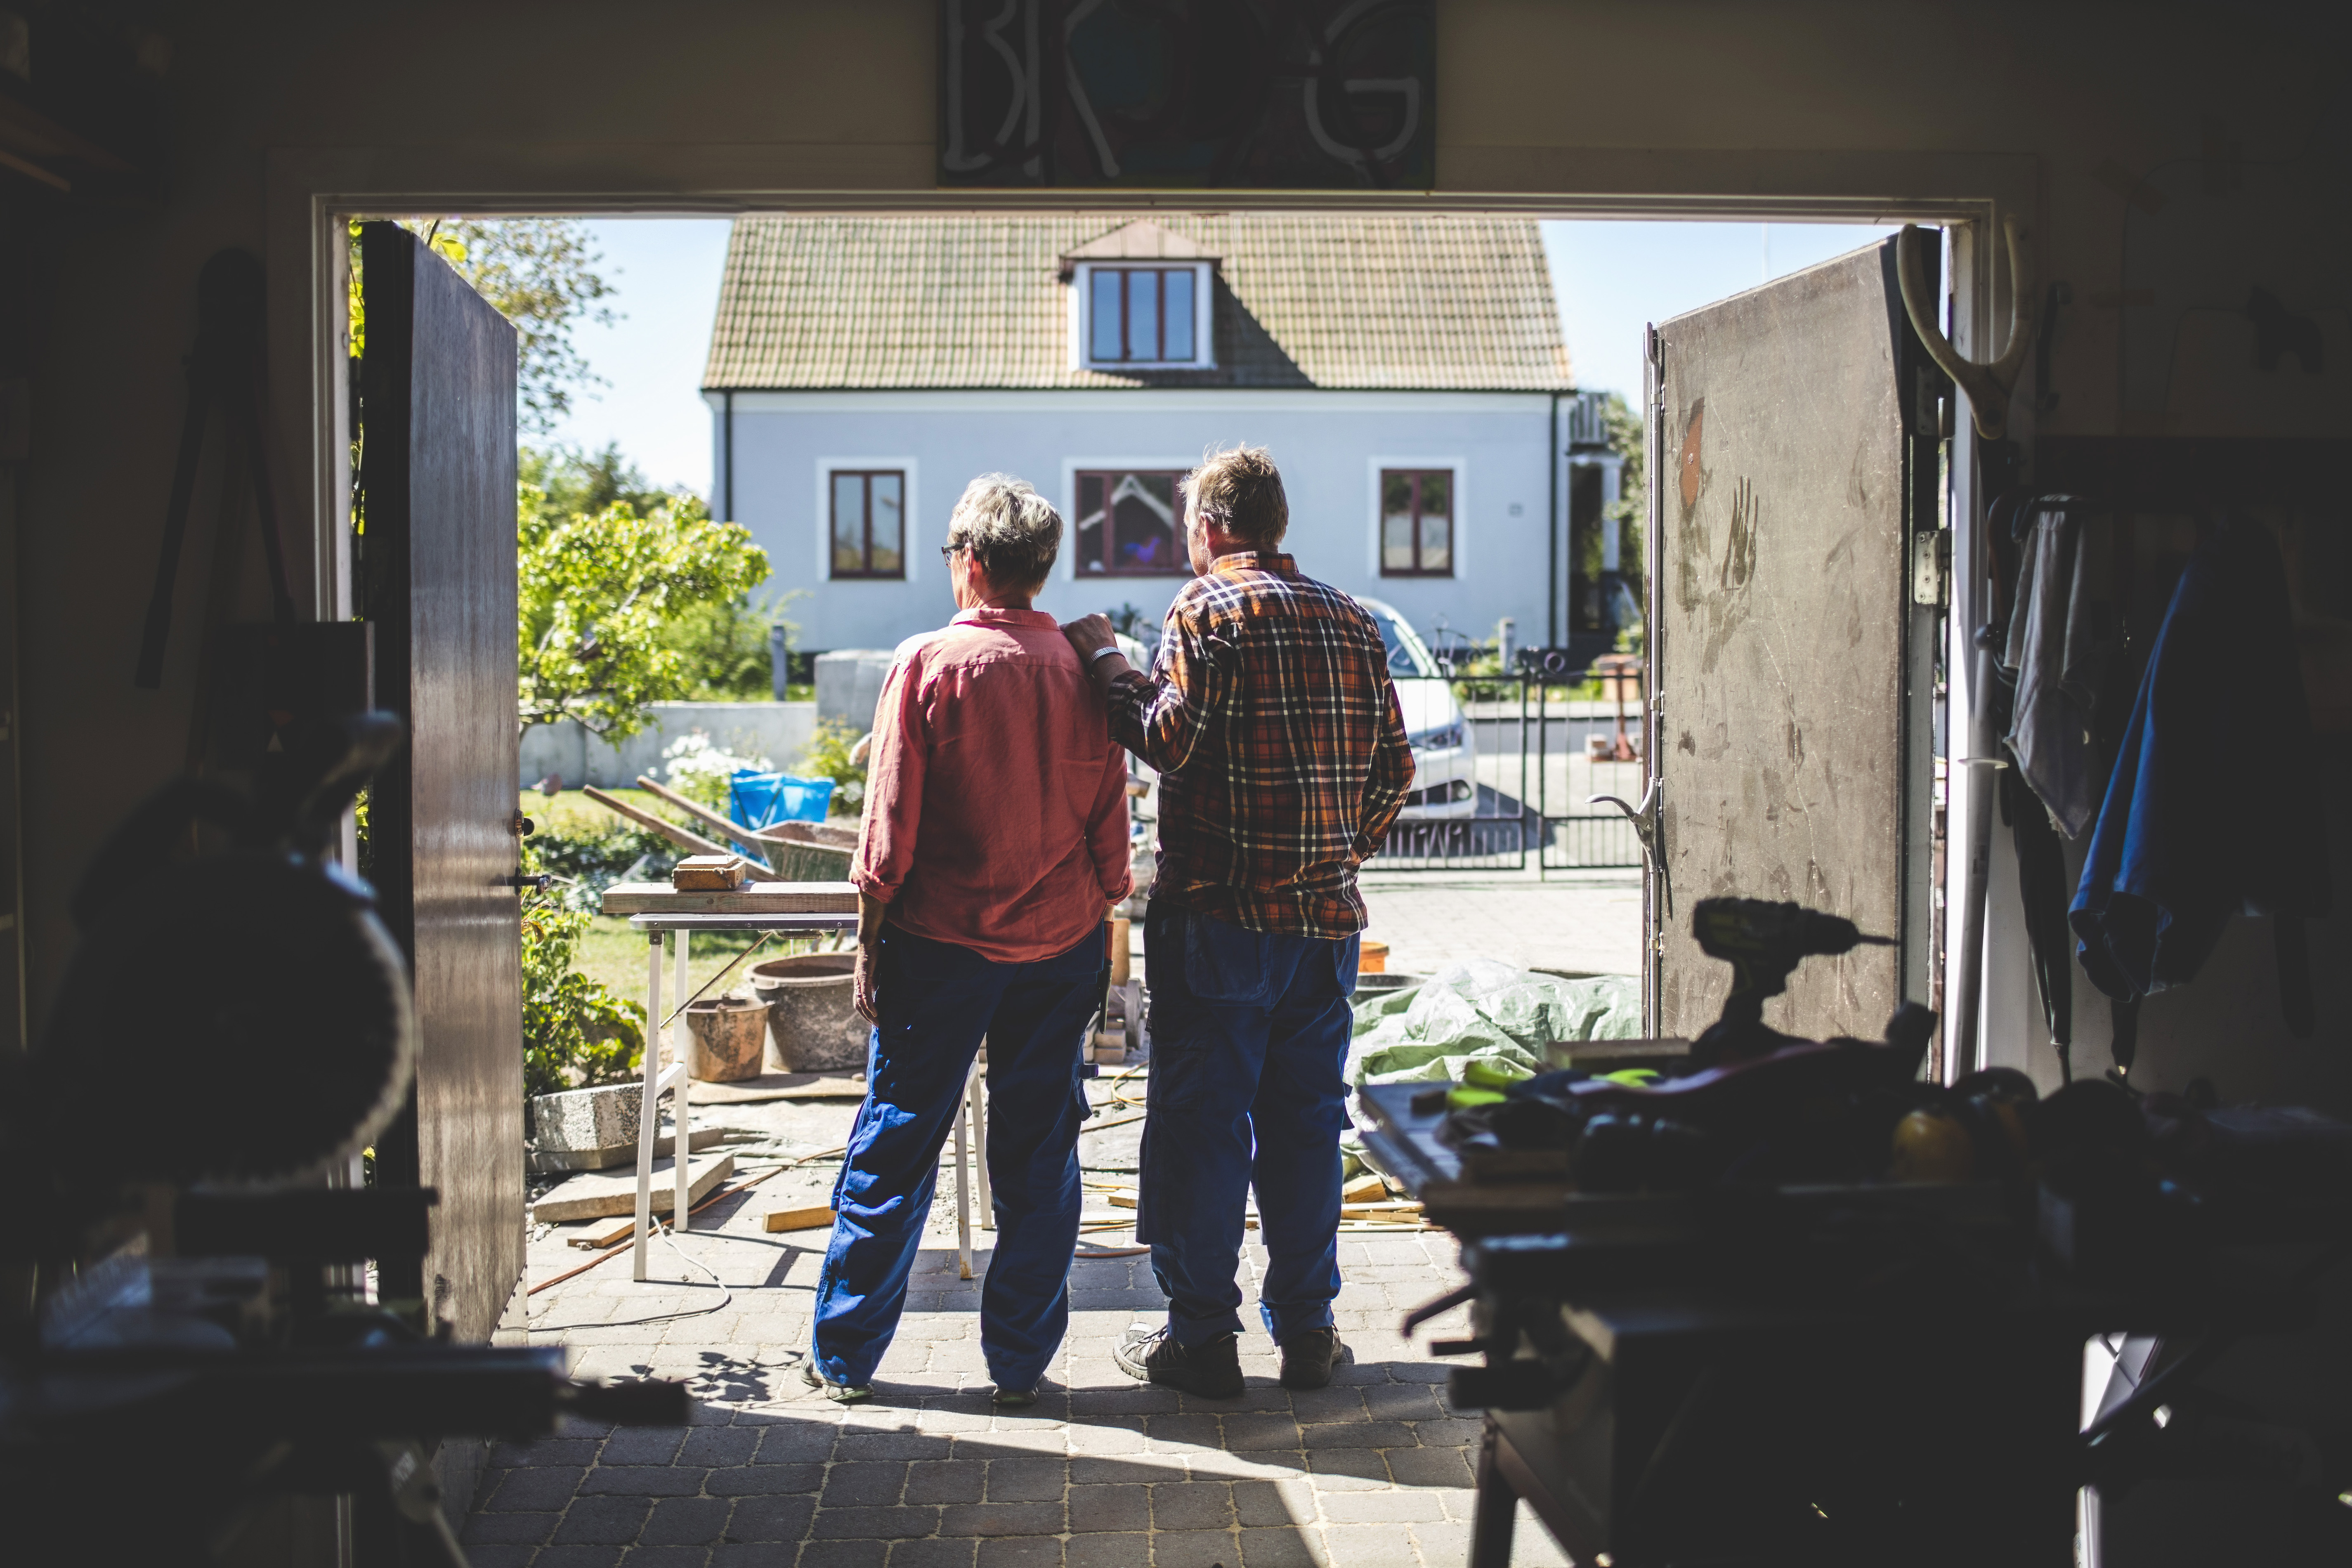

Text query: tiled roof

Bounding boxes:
[704,214,1573,392]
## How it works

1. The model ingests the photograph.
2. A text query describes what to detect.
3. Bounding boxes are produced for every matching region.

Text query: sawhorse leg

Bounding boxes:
[1470,1421,1518,1568]
[633,930,662,1282]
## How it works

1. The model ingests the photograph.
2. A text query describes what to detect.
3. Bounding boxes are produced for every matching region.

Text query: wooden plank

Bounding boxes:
[532,1153,735,1223]
[360,222,523,1344]
[600,881,860,915]
[1652,242,1910,1042]
[763,1204,836,1233]
[633,773,781,867]
[583,785,734,860]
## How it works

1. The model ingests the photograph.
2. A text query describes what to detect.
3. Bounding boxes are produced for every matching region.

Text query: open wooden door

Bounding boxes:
[359,223,524,1344]
[1646,239,1943,1041]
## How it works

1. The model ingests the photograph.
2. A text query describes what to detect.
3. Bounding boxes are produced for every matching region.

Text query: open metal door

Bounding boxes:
[1646,239,1943,1041]
[359,223,524,1344]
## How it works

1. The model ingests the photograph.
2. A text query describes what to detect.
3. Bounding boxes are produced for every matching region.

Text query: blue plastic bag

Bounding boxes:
[729,769,834,829]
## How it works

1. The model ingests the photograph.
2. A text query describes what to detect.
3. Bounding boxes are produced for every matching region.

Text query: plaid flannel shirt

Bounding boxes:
[1106,552,1415,938]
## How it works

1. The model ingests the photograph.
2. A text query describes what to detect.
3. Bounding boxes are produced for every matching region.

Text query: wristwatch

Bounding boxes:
[1088,645,1124,665]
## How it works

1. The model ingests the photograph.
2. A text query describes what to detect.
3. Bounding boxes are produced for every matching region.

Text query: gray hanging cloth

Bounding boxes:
[2002,496,2113,839]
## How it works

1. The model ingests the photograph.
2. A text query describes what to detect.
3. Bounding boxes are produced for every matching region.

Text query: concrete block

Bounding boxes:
[815,650,895,730]
[532,1154,736,1223]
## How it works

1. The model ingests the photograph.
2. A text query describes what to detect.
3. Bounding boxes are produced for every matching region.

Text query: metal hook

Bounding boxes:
[1896,216,2036,441]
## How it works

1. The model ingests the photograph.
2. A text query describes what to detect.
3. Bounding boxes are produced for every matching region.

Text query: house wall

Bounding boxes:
[716,390,1560,654]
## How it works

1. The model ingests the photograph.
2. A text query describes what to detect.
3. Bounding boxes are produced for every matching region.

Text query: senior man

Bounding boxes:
[805,474,1132,1406]
[1061,445,1415,1398]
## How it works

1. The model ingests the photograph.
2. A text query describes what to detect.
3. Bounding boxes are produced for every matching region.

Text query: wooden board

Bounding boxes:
[763,1204,836,1233]
[360,223,524,1344]
[600,881,860,915]
[1649,240,1925,1043]
[689,1071,868,1104]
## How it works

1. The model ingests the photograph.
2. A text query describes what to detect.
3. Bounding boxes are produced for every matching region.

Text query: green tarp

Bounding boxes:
[1346,959,1641,1089]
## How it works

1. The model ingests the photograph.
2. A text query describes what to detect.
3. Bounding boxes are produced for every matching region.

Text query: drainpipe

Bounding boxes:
[1547,391,1562,648]
[722,389,736,521]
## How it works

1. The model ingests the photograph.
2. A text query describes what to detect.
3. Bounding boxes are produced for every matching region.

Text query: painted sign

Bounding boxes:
[939,0,1435,189]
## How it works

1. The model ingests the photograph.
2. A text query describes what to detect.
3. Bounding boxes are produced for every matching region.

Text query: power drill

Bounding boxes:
[1691,897,1894,1065]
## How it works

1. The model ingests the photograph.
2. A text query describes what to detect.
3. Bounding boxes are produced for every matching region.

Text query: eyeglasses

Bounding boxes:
[939,543,965,563]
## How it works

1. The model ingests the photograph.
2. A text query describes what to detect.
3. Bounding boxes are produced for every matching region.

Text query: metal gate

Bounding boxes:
[1376,669,1648,872]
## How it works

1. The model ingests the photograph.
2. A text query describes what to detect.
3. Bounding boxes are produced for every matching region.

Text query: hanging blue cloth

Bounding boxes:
[2070,520,2328,1001]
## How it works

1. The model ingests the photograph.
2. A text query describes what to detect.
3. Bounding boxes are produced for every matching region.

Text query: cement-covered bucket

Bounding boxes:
[686,994,769,1081]
[750,953,866,1074]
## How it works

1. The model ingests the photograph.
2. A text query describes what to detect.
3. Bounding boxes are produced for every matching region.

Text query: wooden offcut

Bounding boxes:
[763,1205,836,1233]
[672,854,753,890]
[1343,1172,1390,1205]
[600,881,860,915]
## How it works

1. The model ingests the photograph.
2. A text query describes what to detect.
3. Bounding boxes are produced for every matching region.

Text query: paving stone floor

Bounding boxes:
[470,1202,1569,1568]
[1357,871,1640,981]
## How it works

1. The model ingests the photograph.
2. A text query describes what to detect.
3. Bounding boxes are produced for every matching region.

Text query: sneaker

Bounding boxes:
[1113,1322,1244,1399]
[798,1358,871,1403]
[1278,1327,1348,1391]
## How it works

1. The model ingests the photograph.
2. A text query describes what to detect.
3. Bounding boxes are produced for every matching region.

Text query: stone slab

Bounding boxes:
[531,1153,735,1223]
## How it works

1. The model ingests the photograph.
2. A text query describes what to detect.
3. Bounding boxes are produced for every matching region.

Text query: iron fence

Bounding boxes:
[1374,669,1648,872]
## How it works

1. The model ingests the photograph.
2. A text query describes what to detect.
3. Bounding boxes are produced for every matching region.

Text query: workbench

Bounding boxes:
[1357,1078,2337,1568]
[600,882,860,1281]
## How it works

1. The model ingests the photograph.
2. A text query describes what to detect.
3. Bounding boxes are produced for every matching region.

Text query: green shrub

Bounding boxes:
[798,717,868,818]
[520,888,643,1100]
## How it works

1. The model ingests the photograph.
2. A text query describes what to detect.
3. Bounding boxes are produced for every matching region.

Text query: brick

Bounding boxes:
[974,1538,1063,1568]
[1150,1528,1238,1568]
[1067,1386,1181,1418]
[984,1456,1068,1502]
[459,1510,559,1545]
[601,1426,690,1465]
[550,1495,652,1544]
[891,1538,979,1568]
[727,1493,818,1542]
[836,1431,953,1461]
[1410,1419,1481,1448]
[903,1459,985,1504]
[1316,1523,1422,1568]
[1062,1533,1152,1568]
[1301,1422,1412,1450]
[791,1542,889,1568]
[1358,1386,1443,1423]
[1145,1413,1224,1452]
[1304,1451,1392,1490]
[938,1502,1063,1537]
[1152,1481,1235,1531]
[1319,1491,1446,1523]
[757,1422,840,1463]
[642,1496,733,1545]
[461,1547,535,1568]
[1381,1448,1471,1490]
[1287,1388,1368,1424]
[681,1427,765,1466]
[482,1466,587,1511]
[821,1462,909,1507]
[489,1437,602,1468]
[1067,1482,1148,1534]
[1065,1419,1147,1455]
[581,1465,709,1496]
[535,1548,628,1568]
[709,1464,824,1495]
[623,1547,717,1568]
[1405,1521,1467,1565]
[1070,1457,1188,1486]
[709,1546,798,1568]
[1222,1415,1302,1452]
[1237,1528,1319,1568]
[810,1507,940,1541]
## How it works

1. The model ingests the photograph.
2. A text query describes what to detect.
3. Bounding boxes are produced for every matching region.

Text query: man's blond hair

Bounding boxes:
[1184,444,1288,547]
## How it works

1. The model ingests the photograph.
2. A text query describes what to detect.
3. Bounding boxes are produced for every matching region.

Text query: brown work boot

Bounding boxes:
[1278,1327,1348,1390]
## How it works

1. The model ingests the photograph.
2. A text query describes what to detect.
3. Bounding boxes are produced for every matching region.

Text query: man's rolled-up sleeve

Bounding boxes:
[1353,673,1416,862]
[851,657,926,904]
[1106,603,1223,774]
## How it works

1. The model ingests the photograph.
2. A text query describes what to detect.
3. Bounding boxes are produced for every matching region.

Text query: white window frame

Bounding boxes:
[1060,456,1200,581]
[1367,457,1467,579]
[815,457,920,582]
[1068,262,1216,371]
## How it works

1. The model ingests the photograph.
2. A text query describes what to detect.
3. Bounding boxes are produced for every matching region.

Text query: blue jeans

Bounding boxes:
[810,923,1102,1390]
[1137,900,1359,1346]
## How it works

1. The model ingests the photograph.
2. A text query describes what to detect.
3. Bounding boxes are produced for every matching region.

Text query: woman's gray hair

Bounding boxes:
[945,473,1062,588]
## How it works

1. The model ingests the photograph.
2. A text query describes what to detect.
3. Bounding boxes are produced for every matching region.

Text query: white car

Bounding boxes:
[1355,596,1477,819]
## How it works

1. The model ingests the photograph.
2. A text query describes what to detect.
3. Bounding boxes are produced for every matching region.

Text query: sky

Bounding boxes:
[540,216,1897,500]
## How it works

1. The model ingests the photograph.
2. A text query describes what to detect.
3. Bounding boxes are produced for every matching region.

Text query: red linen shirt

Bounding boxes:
[853,607,1133,964]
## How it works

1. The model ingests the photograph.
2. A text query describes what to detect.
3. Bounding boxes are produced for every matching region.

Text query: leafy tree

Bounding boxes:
[518,483,770,740]
[518,880,643,1100]
[521,443,685,526]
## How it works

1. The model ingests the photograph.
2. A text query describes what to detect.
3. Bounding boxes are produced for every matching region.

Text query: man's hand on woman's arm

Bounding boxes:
[1059,613,1132,692]
[853,890,888,1025]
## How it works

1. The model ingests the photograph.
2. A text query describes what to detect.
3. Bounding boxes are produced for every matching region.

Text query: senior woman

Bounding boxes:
[803,474,1132,1406]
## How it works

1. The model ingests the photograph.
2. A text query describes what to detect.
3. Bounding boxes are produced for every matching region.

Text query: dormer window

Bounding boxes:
[1087,267,1203,365]
[1063,220,1218,371]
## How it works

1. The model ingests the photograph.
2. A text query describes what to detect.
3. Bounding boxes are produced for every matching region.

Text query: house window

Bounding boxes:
[830,470,905,578]
[1086,267,1199,365]
[1381,469,1454,576]
[1075,470,1188,576]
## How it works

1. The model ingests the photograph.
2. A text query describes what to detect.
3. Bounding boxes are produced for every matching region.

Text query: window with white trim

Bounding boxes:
[1079,264,1211,368]
[1074,470,1189,576]
[1380,469,1454,576]
[830,470,905,579]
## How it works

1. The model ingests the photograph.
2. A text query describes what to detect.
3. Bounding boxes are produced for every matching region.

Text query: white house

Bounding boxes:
[703,213,1618,660]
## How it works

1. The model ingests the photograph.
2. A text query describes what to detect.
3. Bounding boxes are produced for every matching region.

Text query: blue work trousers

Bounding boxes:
[1137,900,1359,1346]
[810,923,1102,1390]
